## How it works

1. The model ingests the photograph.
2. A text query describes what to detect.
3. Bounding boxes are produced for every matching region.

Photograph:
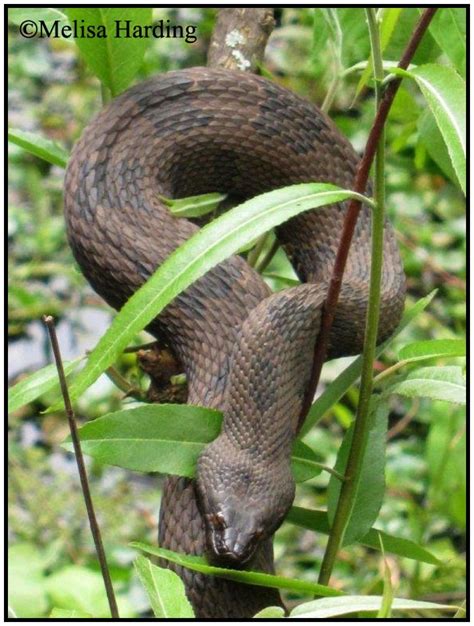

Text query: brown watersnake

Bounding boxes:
[64,67,406,618]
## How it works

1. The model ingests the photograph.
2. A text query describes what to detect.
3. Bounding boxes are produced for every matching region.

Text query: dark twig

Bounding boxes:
[42,315,119,619]
[298,8,438,431]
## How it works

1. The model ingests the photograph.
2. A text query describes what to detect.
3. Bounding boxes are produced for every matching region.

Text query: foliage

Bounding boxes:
[8,6,465,618]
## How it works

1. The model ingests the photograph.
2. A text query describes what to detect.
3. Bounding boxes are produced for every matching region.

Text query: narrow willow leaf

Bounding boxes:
[290,595,456,618]
[8,358,82,413]
[131,543,343,598]
[311,8,342,61]
[286,506,440,565]
[8,129,68,168]
[327,400,388,545]
[254,606,286,618]
[134,556,194,618]
[391,65,466,194]
[428,8,466,78]
[389,366,466,405]
[398,338,465,363]
[162,192,227,218]
[262,272,300,287]
[299,291,437,437]
[64,8,152,96]
[50,608,93,618]
[454,600,466,618]
[54,183,371,409]
[67,404,324,483]
[377,536,393,618]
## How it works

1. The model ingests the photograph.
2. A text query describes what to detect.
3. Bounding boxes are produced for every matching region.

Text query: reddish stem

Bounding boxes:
[298,7,438,429]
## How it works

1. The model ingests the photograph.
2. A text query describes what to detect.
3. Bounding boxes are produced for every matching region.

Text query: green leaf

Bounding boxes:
[418,110,460,188]
[426,405,465,529]
[8,129,69,168]
[45,565,133,617]
[253,606,286,618]
[131,543,343,598]
[391,64,466,194]
[327,400,388,545]
[67,404,222,478]
[311,8,341,61]
[428,8,466,78]
[286,506,440,565]
[54,183,371,409]
[398,338,465,363]
[389,366,466,405]
[377,536,393,618]
[454,600,466,619]
[8,544,48,618]
[299,291,437,437]
[291,440,323,482]
[50,608,93,618]
[64,8,153,96]
[68,404,323,483]
[45,566,111,617]
[162,192,227,218]
[8,358,82,413]
[8,7,68,27]
[134,556,194,618]
[290,595,457,618]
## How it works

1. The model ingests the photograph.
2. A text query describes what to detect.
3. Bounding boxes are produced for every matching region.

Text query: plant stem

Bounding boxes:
[43,316,119,618]
[105,364,144,400]
[255,236,280,273]
[318,8,404,587]
[297,7,437,433]
[247,232,269,268]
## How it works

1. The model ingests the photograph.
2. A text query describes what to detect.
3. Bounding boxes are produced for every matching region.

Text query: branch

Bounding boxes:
[43,316,119,618]
[207,8,275,72]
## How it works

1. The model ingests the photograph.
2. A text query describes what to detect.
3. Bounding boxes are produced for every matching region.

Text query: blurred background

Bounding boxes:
[8,7,465,618]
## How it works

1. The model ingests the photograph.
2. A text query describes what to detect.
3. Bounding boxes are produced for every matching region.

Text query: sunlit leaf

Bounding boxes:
[131,543,343,598]
[290,595,457,618]
[391,64,466,194]
[162,192,227,218]
[389,366,466,405]
[327,400,388,545]
[398,338,465,363]
[8,358,82,413]
[134,556,194,618]
[64,8,153,96]
[8,129,68,168]
[286,506,440,564]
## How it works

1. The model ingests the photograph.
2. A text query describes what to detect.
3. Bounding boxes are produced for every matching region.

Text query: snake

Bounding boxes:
[64,66,406,618]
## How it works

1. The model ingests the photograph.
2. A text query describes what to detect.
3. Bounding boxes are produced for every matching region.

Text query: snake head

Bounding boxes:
[202,501,266,565]
[196,438,295,566]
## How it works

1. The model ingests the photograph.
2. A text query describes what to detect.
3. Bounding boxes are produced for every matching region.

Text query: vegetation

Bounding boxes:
[8,7,466,619]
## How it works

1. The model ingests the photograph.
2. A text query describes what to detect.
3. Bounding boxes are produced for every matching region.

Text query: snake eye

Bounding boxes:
[253,526,264,541]
[215,512,227,529]
[207,512,226,530]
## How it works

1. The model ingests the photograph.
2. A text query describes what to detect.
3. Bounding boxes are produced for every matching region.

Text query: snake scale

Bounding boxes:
[64,67,405,618]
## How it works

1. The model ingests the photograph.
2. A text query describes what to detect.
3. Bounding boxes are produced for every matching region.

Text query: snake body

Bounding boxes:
[64,67,405,618]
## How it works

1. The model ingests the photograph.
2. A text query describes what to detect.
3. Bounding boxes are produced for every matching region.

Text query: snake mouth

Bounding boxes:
[209,529,257,566]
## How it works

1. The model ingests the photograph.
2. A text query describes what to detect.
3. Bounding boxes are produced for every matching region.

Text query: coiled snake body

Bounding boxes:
[64,67,405,618]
